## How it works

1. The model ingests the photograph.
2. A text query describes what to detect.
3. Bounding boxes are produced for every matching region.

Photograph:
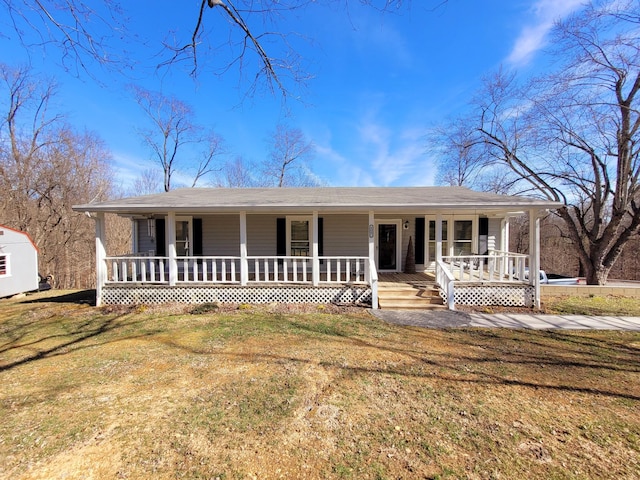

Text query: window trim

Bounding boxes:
[0,253,10,277]
[286,216,313,257]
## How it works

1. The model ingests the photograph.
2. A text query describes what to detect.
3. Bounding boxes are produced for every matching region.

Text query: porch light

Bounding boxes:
[147,217,156,240]
[403,220,409,230]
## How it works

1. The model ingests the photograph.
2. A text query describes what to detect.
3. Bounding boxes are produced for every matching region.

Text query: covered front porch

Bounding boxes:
[78,187,555,310]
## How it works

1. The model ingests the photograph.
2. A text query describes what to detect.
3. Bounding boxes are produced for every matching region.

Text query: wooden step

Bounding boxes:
[377,282,445,310]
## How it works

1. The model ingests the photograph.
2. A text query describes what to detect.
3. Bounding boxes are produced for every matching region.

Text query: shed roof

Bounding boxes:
[73,186,561,215]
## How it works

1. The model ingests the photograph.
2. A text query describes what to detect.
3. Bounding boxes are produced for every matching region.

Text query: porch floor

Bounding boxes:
[378,272,436,286]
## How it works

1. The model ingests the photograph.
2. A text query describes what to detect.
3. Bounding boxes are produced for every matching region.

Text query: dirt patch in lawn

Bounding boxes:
[1,291,639,479]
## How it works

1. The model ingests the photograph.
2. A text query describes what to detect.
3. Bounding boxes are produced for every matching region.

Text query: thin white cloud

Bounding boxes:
[507,0,585,65]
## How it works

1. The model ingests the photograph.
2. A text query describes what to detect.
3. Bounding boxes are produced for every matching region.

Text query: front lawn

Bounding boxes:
[1,291,639,479]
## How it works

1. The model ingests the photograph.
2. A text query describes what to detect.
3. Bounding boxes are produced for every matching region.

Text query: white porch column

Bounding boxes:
[240,211,248,286]
[529,209,541,308]
[368,211,378,309]
[95,212,107,307]
[167,211,177,286]
[368,211,375,265]
[436,213,443,263]
[312,211,320,286]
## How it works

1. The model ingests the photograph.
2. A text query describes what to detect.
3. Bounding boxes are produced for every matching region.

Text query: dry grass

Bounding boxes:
[1,290,639,479]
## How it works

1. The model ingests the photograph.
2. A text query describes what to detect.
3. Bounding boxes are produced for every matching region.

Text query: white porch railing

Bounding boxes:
[436,258,456,310]
[104,255,372,286]
[436,251,531,310]
[441,251,529,283]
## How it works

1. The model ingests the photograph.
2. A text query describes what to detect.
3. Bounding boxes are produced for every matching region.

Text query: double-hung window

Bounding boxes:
[287,217,312,257]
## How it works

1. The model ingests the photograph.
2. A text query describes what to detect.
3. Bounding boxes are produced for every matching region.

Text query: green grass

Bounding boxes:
[1,290,639,479]
[544,295,640,316]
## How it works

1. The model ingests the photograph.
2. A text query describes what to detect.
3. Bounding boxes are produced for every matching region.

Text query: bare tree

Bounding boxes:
[217,156,258,187]
[263,124,318,187]
[431,117,518,193]
[2,1,411,97]
[435,1,640,285]
[131,168,163,196]
[131,86,225,191]
[0,64,116,287]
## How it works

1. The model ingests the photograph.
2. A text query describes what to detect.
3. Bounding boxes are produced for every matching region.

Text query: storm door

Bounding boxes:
[375,221,401,272]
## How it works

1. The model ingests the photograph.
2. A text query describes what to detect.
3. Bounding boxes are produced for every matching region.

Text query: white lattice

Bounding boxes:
[439,284,534,308]
[101,285,372,305]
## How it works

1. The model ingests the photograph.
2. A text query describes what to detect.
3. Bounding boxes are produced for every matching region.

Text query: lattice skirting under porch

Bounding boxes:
[101,284,372,305]
[440,284,535,308]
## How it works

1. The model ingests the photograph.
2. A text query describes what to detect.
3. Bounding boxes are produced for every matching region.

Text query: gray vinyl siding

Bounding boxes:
[137,220,155,255]
[322,215,368,257]
[202,215,240,256]
[246,214,278,256]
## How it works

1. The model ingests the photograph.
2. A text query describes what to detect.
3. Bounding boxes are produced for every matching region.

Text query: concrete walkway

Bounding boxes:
[371,309,640,331]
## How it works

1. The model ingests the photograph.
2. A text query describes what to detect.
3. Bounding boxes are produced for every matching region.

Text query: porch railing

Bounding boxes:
[104,255,371,286]
[441,251,529,283]
[436,251,531,310]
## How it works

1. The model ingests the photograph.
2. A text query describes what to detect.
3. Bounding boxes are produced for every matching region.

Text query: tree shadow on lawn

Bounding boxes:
[0,313,160,373]
[22,289,96,306]
[153,317,640,403]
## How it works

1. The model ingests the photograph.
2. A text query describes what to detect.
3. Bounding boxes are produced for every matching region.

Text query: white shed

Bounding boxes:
[0,225,39,298]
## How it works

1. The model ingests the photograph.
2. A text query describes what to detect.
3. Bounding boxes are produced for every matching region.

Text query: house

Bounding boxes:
[0,225,39,298]
[72,187,561,309]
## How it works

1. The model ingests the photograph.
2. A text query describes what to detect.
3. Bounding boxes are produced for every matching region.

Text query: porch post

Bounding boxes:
[167,211,177,286]
[95,212,107,307]
[240,211,248,285]
[529,209,541,308]
[436,213,443,263]
[368,211,378,309]
[312,211,319,286]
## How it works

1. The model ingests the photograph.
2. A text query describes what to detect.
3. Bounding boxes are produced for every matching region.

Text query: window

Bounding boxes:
[428,220,448,260]
[453,220,473,255]
[290,219,310,256]
[286,216,313,257]
[0,254,8,276]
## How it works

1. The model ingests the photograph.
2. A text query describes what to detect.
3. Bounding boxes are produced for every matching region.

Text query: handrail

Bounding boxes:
[436,258,456,310]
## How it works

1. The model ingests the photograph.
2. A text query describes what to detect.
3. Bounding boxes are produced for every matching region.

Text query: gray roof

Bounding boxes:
[73,187,561,215]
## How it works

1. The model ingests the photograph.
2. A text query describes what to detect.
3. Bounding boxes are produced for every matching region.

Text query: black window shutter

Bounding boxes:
[415,217,425,264]
[318,217,324,256]
[193,218,203,256]
[479,217,489,236]
[276,218,286,256]
[155,218,166,256]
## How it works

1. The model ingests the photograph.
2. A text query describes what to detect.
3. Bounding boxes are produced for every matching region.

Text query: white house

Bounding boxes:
[73,186,561,309]
[0,225,39,298]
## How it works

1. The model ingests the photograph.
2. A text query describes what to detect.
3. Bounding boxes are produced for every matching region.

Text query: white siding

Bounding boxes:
[489,218,502,251]
[0,227,39,297]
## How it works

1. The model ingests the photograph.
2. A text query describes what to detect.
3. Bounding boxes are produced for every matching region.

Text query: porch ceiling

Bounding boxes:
[73,186,561,215]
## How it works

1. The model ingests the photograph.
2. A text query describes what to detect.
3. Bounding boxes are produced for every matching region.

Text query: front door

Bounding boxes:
[376,221,401,272]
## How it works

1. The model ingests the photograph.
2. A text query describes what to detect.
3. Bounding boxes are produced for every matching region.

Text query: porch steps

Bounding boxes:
[377,282,446,310]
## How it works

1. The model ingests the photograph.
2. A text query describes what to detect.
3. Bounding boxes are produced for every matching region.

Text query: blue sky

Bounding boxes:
[1,0,585,190]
